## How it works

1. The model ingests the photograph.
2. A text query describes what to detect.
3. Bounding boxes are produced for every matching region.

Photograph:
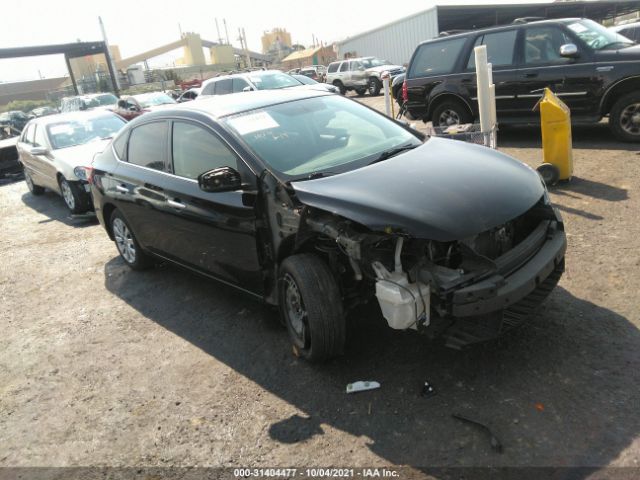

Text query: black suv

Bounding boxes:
[404,18,640,141]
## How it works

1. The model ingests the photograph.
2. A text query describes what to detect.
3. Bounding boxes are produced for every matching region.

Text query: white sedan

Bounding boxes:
[18,110,126,214]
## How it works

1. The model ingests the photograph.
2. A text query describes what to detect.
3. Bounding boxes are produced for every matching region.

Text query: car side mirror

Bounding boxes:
[242,86,254,92]
[30,146,48,156]
[559,43,578,58]
[198,166,242,193]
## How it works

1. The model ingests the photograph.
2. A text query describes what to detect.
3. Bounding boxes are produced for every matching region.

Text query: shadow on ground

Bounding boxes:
[21,191,97,228]
[104,258,640,472]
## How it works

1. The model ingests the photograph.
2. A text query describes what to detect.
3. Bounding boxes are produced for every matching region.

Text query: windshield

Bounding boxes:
[361,57,389,68]
[224,95,421,179]
[292,74,316,85]
[135,93,176,108]
[567,19,634,49]
[46,114,126,149]
[248,72,303,90]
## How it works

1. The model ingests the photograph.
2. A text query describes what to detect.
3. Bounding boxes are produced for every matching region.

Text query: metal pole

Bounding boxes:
[224,19,230,44]
[382,73,391,117]
[98,16,120,93]
[64,54,79,95]
[243,28,251,68]
[215,18,222,44]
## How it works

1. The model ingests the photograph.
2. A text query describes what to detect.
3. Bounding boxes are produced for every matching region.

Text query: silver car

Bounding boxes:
[18,111,126,214]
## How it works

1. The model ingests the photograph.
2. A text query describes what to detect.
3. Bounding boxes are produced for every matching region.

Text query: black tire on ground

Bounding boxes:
[609,91,640,142]
[356,88,367,97]
[394,88,404,107]
[279,254,345,362]
[537,163,560,187]
[368,77,381,96]
[24,169,45,195]
[58,175,90,214]
[110,209,153,270]
[431,99,473,127]
[333,81,346,95]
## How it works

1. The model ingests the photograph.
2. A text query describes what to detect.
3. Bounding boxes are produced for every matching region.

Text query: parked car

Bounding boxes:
[0,137,21,178]
[199,70,332,98]
[392,73,405,107]
[299,65,327,82]
[610,21,640,42]
[113,92,177,121]
[91,89,566,361]
[291,74,340,94]
[177,88,201,103]
[18,111,126,213]
[60,93,119,113]
[326,57,405,96]
[0,110,30,135]
[28,106,58,118]
[404,17,640,141]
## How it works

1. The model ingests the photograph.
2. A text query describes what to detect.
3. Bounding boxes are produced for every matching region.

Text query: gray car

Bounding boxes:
[326,57,405,96]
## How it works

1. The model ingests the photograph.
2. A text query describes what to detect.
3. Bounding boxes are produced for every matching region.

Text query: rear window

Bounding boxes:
[327,62,339,73]
[215,79,233,95]
[408,37,467,78]
[202,81,217,96]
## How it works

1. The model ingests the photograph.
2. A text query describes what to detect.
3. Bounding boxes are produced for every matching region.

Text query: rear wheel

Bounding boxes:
[610,92,640,142]
[431,99,472,127]
[24,169,44,195]
[333,81,346,95]
[279,254,345,362]
[110,210,153,270]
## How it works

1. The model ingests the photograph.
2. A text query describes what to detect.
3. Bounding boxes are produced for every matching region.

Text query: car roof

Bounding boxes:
[612,21,640,31]
[141,89,331,120]
[28,110,121,126]
[420,17,583,44]
[202,70,287,86]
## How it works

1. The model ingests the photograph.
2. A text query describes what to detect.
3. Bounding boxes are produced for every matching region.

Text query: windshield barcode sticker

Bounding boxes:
[228,111,279,135]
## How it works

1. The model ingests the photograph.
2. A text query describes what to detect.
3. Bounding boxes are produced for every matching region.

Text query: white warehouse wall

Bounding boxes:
[336,7,439,65]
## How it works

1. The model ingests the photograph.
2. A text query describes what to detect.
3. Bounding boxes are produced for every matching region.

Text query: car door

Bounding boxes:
[463,29,522,121]
[107,120,172,252]
[214,78,233,95]
[158,119,263,292]
[516,24,597,118]
[348,60,366,86]
[31,123,59,190]
[17,123,37,177]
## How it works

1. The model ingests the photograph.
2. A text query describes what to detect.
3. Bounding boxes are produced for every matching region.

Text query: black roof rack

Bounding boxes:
[438,29,469,37]
[512,17,547,24]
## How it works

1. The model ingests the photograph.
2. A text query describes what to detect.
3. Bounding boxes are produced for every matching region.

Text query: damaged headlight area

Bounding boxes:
[303,195,566,349]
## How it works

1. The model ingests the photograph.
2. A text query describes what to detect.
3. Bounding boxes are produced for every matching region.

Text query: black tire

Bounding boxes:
[24,169,44,195]
[609,92,640,142]
[355,88,367,97]
[58,176,90,214]
[537,163,560,187]
[368,77,381,96]
[333,81,346,95]
[279,254,345,362]
[394,87,404,107]
[110,210,153,270]
[431,99,472,127]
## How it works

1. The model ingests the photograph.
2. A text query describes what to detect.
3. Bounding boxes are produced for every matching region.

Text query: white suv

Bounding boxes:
[325,57,405,96]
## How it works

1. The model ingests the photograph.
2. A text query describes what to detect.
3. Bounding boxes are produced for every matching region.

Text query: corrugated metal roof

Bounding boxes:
[281,46,323,63]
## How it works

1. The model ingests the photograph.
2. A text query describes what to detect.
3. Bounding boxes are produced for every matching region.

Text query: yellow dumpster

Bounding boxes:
[536,88,573,185]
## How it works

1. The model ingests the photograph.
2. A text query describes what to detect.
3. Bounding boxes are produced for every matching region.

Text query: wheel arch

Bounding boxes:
[600,76,640,115]
[102,202,117,240]
[426,92,474,121]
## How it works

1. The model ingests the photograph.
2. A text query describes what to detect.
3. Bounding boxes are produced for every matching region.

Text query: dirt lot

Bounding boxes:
[1,95,640,477]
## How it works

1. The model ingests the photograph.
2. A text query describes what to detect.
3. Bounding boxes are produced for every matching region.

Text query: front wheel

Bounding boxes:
[58,176,90,214]
[333,81,346,95]
[368,78,381,96]
[110,210,153,270]
[279,254,345,362]
[610,92,640,142]
[431,99,472,127]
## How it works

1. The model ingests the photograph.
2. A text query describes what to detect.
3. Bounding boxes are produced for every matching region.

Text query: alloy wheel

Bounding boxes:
[438,109,461,126]
[620,102,640,136]
[112,217,136,264]
[59,179,75,210]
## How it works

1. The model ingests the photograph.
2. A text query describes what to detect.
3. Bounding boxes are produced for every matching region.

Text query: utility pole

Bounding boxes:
[243,28,251,68]
[215,18,223,44]
[98,16,120,93]
[223,19,230,44]
[178,22,183,37]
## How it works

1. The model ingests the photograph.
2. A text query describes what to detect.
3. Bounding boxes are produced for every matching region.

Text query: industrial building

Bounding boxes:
[280,45,336,70]
[336,0,640,65]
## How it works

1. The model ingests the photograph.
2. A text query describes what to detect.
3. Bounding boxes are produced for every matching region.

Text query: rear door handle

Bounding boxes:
[167,199,186,210]
[116,185,129,194]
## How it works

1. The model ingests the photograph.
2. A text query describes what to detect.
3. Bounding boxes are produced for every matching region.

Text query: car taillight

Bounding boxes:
[402,79,408,103]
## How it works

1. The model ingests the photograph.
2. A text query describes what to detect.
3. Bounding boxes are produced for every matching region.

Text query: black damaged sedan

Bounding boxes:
[91,90,566,361]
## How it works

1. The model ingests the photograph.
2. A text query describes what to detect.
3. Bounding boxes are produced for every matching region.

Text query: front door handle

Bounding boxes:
[167,199,186,210]
[524,73,538,78]
[116,185,129,194]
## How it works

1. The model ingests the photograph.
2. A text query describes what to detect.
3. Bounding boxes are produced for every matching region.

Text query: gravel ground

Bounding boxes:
[1,96,639,477]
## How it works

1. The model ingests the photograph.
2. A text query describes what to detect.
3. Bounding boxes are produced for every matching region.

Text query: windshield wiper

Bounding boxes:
[291,171,337,182]
[368,144,419,165]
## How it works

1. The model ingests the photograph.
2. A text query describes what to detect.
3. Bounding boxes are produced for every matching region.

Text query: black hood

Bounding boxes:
[291,137,544,241]
[594,43,640,61]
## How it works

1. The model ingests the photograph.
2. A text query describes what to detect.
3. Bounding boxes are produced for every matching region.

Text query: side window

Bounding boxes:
[524,26,572,65]
[408,37,467,78]
[338,62,349,72]
[21,124,34,144]
[127,121,168,171]
[350,61,362,71]
[467,30,518,69]
[112,131,129,160]
[327,62,339,73]
[34,125,48,147]
[215,79,233,95]
[232,78,250,93]
[26,123,36,144]
[202,81,216,96]
[172,121,238,180]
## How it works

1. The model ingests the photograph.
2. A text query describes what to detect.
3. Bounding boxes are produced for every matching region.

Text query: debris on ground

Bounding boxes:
[452,413,503,453]
[346,381,381,394]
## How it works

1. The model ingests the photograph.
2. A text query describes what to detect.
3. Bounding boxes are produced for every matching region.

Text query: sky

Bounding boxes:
[0,0,551,83]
